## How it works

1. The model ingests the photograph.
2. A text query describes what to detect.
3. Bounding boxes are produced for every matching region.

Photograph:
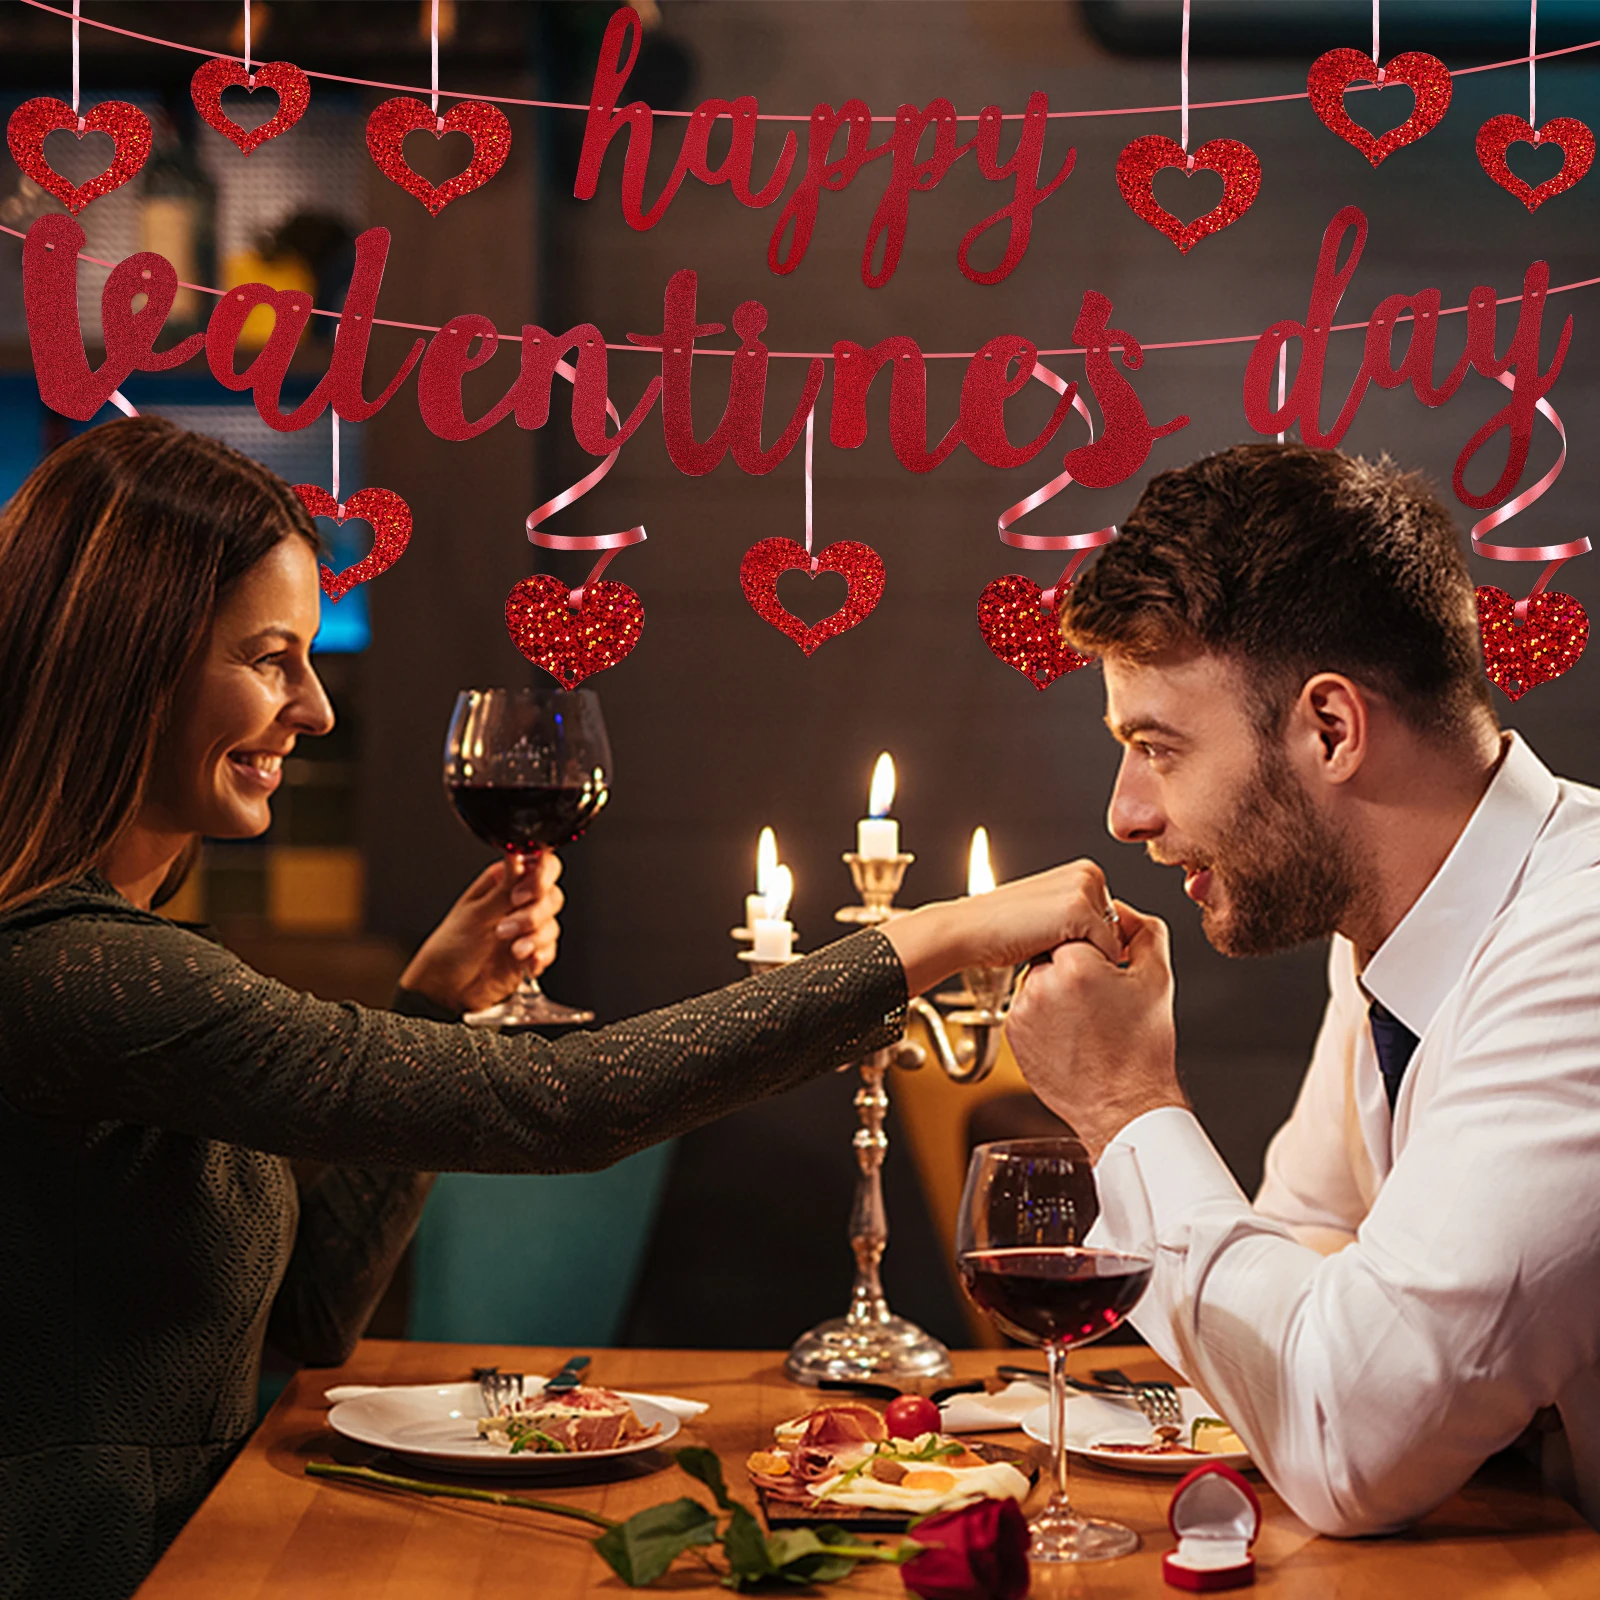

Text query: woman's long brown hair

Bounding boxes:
[0,416,319,914]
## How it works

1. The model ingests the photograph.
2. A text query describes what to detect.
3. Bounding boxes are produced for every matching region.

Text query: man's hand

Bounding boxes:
[399,853,563,1015]
[1004,900,1185,1159]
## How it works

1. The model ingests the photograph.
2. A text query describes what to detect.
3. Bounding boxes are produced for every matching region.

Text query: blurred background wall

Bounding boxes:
[3,0,1597,1353]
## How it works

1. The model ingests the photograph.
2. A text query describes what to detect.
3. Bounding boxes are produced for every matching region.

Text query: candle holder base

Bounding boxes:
[784,1314,954,1387]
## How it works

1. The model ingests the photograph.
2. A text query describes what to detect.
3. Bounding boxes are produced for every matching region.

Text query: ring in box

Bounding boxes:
[1162,1461,1261,1591]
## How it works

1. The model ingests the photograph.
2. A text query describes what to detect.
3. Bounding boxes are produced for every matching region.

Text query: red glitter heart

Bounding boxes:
[1114,135,1261,254]
[365,97,512,216]
[1306,49,1452,166]
[293,484,413,601]
[1476,586,1588,701]
[739,537,886,656]
[505,574,644,689]
[189,58,311,156]
[977,575,1094,690]
[5,97,152,214]
[1476,114,1595,212]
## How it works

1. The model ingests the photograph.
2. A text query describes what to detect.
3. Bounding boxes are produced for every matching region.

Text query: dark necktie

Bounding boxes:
[1368,999,1420,1111]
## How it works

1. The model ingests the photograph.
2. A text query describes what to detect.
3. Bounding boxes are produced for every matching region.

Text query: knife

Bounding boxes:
[544,1354,591,1394]
[996,1363,1142,1400]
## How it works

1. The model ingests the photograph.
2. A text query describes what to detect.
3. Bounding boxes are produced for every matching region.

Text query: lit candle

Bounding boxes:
[745,826,779,931]
[967,826,997,896]
[856,752,899,859]
[751,865,795,961]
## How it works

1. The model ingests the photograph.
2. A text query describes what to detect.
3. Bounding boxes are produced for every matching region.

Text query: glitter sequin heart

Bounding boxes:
[1306,49,1453,166]
[977,575,1094,690]
[293,484,414,601]
[505,574,645,689]
[1476,114,1595,212]
[189,58,311,155]
[738,537,886,656]
[365,97,512,216]
[1114,135,1262,253]
[5,97,152,213]
[1476,585,1588,700]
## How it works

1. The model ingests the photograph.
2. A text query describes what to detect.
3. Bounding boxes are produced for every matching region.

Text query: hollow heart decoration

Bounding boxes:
[1306,49,1453,166]
[1476,114,1595,211]
[293,484,414,601]
[977,575,1094,690]
[1115,135,1261,253]
[739,537,886,656]
[5,97,152,213]
[1476,586,1588,700]
[365,97,512,216]
[189,59,311,155]
[505,574,645,689]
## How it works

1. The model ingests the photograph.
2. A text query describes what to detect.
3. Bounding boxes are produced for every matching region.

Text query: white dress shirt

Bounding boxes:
[1097,733,1600,1535]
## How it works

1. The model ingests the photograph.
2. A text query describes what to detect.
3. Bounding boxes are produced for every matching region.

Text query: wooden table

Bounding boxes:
[136,1341,1600,1598]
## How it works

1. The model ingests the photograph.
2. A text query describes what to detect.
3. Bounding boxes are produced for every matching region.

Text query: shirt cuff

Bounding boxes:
[1103,1105,1250,1243]
[391,985,463,1024]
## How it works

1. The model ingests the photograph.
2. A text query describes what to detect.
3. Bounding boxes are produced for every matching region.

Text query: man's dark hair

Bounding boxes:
[1061,443,1495,741]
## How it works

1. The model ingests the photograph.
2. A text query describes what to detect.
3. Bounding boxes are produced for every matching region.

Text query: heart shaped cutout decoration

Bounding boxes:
[294,484,414,601]
[977,575,1094,690]
[5,97,152,213]
[506,574,645,689]
[365,96,513,216]
[1476,114,1595,211]
[1476,586,1588,701]
[1115,135,1261,253]
[739,537,886,655]
[190,59,311,156]
[1306,49,1453,166]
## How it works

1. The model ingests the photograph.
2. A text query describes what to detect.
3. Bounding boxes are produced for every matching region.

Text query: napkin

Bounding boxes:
[938,1378,1047,1434]
[322,1380,708,1420]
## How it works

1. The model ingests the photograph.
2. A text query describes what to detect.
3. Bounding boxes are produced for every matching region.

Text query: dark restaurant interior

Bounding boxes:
[3,0,1598,1479]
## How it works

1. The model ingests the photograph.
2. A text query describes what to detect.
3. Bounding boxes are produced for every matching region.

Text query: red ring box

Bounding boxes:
[1161,1461,1262,1590]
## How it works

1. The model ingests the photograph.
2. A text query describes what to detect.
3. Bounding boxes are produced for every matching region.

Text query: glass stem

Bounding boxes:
[1047,1338,1072,1512]
[510,848,543,996]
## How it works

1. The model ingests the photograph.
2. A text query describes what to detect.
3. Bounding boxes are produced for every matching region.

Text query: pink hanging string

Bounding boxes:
[524,363,647,611]
[331,411,341,508]
[107,390,137,416]
[71,0,82,127]
[1181,0,1192,156]
[1530,0,1539,129]
[803,405,818,574]
[243,0,253,84]
[430,0,442,129]
[1275,342,1288,442]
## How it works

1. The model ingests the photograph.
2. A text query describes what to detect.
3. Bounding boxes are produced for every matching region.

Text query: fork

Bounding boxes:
[472,1367,524,1416]
[1091,1367,1183,1427]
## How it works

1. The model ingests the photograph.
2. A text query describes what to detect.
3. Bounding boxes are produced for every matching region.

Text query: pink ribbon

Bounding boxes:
[525,359,647,610]
[1181,0,1191,151]
[996,361,1119,604]
[107,389,137,417]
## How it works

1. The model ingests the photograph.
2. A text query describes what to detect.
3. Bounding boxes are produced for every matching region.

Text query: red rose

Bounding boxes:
[901,1498,1031,1600]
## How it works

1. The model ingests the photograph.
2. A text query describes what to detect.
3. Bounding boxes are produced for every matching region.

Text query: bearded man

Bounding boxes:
[1006,443,1600,1535]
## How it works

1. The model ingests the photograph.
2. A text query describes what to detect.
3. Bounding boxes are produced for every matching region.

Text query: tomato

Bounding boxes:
[884,1393,942,1440]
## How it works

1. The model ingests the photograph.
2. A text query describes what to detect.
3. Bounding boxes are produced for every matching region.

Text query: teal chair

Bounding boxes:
[406,1143,675,1346]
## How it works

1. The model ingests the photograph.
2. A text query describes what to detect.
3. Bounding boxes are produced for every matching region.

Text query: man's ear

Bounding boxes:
[1291,673,1369,785]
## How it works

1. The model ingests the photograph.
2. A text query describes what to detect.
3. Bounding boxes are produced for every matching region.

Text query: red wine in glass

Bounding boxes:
[443,688,612,1028]
[959,1248,1153,1347]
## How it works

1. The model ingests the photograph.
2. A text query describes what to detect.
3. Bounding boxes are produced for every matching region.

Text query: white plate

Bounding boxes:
[328,1383,681,1475]
[1021,1387,1252,1475]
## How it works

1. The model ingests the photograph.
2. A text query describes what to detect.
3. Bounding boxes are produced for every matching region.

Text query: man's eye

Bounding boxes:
[1136,741,1167,761]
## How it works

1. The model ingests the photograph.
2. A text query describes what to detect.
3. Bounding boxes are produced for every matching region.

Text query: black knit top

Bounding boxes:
[0,873,907,1600]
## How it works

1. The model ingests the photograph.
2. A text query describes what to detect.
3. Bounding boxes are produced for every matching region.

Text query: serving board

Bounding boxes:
[755,1441,1037,1532]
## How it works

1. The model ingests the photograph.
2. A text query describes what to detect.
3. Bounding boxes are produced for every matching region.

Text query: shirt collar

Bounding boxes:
[1360,732,1559,1037]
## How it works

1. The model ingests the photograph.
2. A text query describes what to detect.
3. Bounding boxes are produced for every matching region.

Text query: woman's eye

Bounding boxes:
[253,652,286,668]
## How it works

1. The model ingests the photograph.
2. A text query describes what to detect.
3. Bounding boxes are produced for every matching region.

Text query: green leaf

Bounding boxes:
[721,1505,777,1586]
[592,1498,719,1587]
[675,1445,738,1512]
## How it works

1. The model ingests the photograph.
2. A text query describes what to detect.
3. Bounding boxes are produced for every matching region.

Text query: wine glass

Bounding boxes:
[443,687,611,1028]
[956,1138,1155,1563]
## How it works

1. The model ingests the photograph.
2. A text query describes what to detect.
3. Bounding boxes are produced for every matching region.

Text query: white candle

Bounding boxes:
[967,826,997,896]
[751,864,794,960]
[743,827,780,930]
[857,752,899,858]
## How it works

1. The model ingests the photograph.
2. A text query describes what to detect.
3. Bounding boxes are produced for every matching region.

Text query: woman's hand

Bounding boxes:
[399,853,563,1015]
[882,859,1126,998]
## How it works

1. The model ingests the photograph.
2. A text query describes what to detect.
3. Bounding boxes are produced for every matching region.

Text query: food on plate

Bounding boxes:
[748,1401,1028,1515]
[1190,1417,1246,1454]
[884,1393,942,1440]
[476,1385,661,1454]
[1090,1416,1246,1458]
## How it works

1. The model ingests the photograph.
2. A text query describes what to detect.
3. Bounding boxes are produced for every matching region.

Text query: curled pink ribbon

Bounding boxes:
[1469,373,1587,623]
[997,362,1119,605]
[525,357,647,610]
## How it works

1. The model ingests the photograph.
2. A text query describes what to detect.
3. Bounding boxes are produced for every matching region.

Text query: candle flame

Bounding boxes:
[967,827,996,896]
[868,752,896,818]
[765,864,794,922]
[756,827,778,896]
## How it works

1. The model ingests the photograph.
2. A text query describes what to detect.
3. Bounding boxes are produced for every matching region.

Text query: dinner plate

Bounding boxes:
[1021,1387,1252,1475]
[327,1383,681,1475]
